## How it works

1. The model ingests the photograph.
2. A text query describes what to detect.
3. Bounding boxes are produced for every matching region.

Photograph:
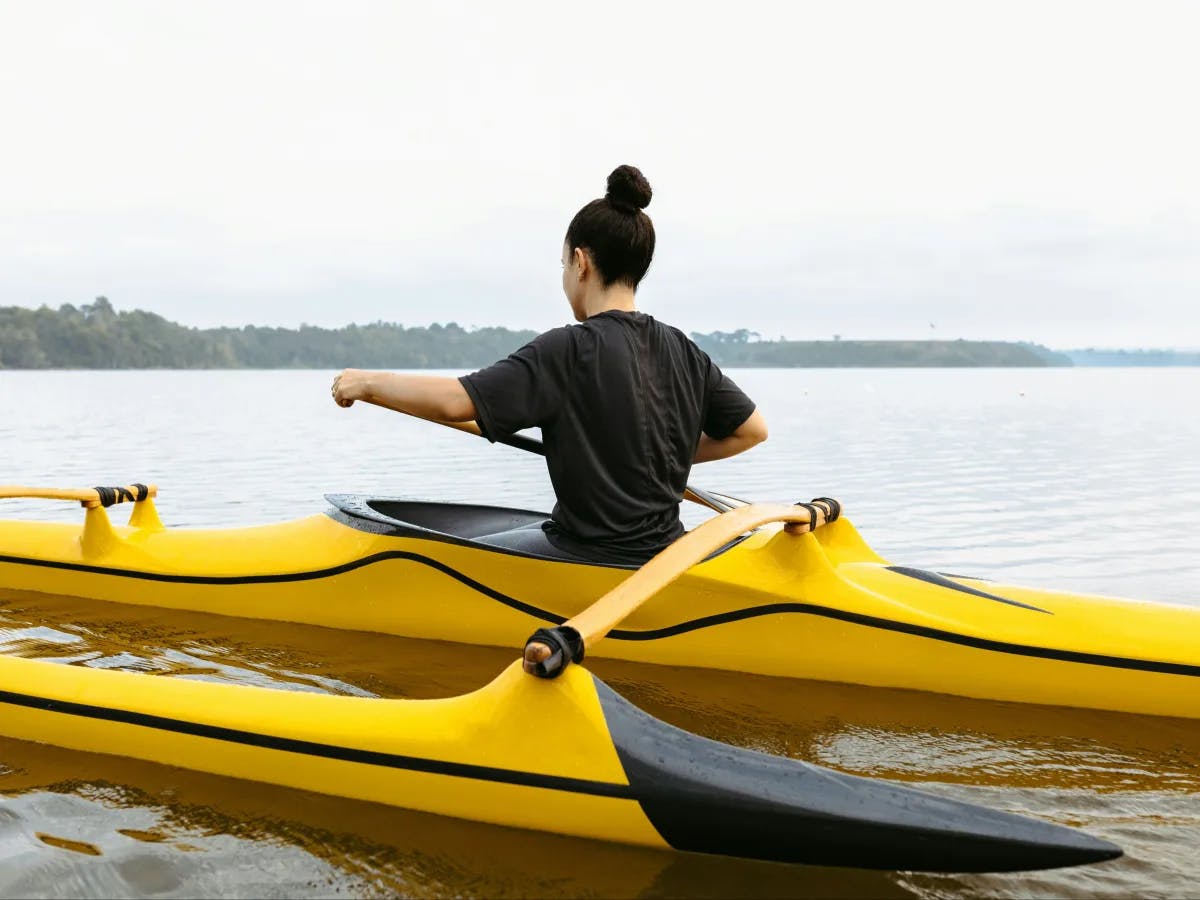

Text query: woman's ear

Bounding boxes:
[573,246,590,280]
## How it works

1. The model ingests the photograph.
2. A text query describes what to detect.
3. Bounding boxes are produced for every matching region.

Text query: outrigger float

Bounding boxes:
[0,489,1121,872]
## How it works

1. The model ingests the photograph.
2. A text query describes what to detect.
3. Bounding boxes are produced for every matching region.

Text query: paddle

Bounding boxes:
[418,415,740,514]
[523,498,840,677]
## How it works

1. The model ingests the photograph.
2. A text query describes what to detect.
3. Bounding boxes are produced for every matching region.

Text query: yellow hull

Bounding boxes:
[0,653,660,847]
[1,497,1198,718]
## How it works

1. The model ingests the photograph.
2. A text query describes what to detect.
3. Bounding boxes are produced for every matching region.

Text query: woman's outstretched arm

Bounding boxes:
[331,369,476,422]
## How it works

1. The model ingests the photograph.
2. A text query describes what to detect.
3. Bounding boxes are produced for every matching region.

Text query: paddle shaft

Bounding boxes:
[432,417,547,457]
[422,416,735,513]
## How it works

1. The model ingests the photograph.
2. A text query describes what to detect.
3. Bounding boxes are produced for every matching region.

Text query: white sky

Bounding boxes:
[1,0,1197,347]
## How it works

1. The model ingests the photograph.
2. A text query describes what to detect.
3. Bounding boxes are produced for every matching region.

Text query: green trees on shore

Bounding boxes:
[1,298,1073,369]
[689,331,1072,367]
[0,298,537,369]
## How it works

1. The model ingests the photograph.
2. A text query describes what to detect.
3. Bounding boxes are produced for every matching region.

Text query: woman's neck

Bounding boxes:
[582,284,637,319]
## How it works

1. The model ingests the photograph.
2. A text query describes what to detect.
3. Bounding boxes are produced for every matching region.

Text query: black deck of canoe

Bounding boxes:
[325,494,749,568]
[330,495,548,539]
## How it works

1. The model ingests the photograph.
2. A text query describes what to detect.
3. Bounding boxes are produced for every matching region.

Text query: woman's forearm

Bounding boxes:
[693,409,769,464]
[333,370,476,422]
[364,373,475,421]
[693,432,759,463]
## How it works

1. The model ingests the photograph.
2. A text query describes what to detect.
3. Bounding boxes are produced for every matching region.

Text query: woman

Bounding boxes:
[331,165,768,564]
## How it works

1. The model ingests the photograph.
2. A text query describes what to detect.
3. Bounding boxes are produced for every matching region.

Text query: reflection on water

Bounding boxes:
[0,735,908,900]
[0,590,1198,898]
[1,367,1199,897]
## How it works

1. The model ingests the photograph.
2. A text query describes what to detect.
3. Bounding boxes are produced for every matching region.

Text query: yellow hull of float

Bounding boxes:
[0,651,667,850]
[0,645,1125,871]
[1,506,1198,719]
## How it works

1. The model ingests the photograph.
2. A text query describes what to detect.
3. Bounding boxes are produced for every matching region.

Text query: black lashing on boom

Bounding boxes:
[524,625,585,679]
[91,484,150,508]
[811,496,841,521]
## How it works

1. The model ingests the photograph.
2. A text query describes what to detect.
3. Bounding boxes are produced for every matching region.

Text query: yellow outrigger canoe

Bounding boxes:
[0,485,1139,870]
[1,482,1198,719]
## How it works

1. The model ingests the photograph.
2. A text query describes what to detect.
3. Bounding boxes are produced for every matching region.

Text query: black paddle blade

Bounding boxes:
[594,678,1121,873]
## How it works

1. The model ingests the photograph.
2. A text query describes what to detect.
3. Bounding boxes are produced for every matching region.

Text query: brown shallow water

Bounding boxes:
[0,590,1197,899]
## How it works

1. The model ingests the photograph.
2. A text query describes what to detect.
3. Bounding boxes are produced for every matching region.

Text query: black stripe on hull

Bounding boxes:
[2,553,1197,679]
[0,688,632,799]
[887,566,1049,613]
[612,602,1200,677]
[939,571,993,582]
[0,550,567,626]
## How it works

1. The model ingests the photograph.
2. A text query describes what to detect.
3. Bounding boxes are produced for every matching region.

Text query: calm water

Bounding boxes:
[1,368,1198,898]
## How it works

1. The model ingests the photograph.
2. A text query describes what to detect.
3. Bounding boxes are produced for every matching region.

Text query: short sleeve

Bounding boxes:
[702,362,756,440]
[458,328,573,440]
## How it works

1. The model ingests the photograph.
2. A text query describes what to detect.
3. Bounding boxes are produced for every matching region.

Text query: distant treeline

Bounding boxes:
[0,298,537,369]
[1,298,1075,369]
[690,329,1071,368]
[1065,348,1200,367]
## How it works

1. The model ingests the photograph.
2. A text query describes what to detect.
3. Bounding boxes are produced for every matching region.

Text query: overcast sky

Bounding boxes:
[2,0,1197,347]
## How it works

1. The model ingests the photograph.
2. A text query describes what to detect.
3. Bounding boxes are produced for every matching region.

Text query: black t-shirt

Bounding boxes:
[459,310,756,561]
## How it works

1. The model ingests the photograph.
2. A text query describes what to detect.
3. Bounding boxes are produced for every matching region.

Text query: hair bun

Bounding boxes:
[605,165,652,212]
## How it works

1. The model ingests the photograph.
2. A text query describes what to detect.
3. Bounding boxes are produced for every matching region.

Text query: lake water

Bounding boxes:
[1,368,1198,898]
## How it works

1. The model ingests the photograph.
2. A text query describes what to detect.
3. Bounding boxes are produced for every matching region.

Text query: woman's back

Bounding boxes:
[460,309,754,560]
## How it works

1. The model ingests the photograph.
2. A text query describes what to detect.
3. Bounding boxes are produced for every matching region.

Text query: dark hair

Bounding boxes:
[565,165,656,289]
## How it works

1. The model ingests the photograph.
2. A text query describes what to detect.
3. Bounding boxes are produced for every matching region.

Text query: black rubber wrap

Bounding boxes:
[524,626,584,678]
[92,484,150,507]
[593,677,1121,872]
